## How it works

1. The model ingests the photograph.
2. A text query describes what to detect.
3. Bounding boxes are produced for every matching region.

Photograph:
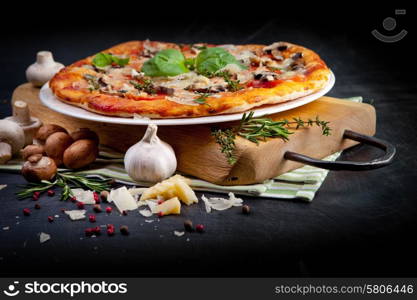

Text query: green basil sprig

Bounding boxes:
[195,47,246,76]
[92,53,130,68]
[142,49,189,77]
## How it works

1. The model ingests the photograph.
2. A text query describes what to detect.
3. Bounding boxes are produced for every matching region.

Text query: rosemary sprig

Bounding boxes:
[212,128,237,164]
[16,172,111,201]
[211,111,331,164]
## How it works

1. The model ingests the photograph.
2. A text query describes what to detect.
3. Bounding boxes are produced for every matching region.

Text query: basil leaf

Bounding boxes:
[142,49,189,77]
[92,53,113,67]
[196,47,246,75]
[92,53,130,68]
[112,56,130,67]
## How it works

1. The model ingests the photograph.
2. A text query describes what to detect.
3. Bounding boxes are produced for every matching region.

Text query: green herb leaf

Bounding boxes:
[196,47,246,75]
[92,53,130,68]
[129,79,156,94]
[193,93,211,106]
[142,49,189,77]
[216,71,243,92]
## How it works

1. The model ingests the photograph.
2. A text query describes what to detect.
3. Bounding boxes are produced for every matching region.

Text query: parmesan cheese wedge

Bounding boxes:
[140,175,198,205]
[154,197,181,216]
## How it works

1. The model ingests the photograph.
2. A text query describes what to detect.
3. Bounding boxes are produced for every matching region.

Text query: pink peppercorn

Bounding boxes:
[196,224,205,233]
[93,192,100,204]
[105,206,112,213]
[23,208,31,216]
[92,226,101,235]
[88,215,96,223]
[47,216,54,222]
[70,196,77,203]
[47,190,55,196]
[76,201,85,209]
[85,228,93,236]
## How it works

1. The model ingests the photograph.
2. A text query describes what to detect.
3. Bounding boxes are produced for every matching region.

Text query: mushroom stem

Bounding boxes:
[0,142,12,164]
[12,101,31,125]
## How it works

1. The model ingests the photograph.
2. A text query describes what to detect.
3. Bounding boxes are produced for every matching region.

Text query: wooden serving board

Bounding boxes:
[12,83,376,185]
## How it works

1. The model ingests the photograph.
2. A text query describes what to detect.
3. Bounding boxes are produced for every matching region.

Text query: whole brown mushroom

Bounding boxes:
[63,139,98,169]
[20,144,45,160]
[21,154,57,182]
[44,132,73,166]
[70,128,99,144]
[35,124,67,143]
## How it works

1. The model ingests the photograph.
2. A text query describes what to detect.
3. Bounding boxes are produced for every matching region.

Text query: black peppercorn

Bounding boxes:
[120,225,129,235]
[184,220,194,232]
[242,205,250,215]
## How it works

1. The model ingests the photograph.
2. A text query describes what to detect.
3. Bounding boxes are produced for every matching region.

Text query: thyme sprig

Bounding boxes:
[16,173,111,201]
[129,79,156,94]
[212,112,331,164]
[216,71,243,92]
[193,93,211,106]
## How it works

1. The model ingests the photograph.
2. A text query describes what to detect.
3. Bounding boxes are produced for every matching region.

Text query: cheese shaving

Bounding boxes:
[146,200,158,213]
[65,210,86,221]
[0,184,7,191]
[39,232,51,243]
[174,231,185,237]
[139,209,153,217]
[201,192,243,213]
[109,186,138,213]
[71,188,95,204]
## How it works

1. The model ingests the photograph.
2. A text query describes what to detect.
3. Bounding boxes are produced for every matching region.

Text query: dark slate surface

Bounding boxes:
[0,8,416,277]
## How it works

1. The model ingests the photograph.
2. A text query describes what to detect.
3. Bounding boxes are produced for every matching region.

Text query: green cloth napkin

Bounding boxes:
[0,97,363,201]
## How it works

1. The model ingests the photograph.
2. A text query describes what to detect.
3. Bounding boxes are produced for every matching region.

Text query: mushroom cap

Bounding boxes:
[0,119,25,154]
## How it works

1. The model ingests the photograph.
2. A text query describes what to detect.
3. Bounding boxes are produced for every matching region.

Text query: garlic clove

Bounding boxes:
[124,124,177,183]
[26,51,64,87]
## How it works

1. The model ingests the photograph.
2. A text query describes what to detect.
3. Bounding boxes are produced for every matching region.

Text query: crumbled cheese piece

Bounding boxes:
[0,184,7,191]
[201,192,243,213]
[145,220,154,223]
[71,188,95,204]
[146,200,158,213]
[108,186,138,213]
[2,226,10,231]
[139,209,153,217]
[174,231,185,237]
[39,232,51,244]
[65,210,87,221]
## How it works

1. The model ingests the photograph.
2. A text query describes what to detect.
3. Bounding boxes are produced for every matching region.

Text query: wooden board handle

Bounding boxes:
[284,130,396,170]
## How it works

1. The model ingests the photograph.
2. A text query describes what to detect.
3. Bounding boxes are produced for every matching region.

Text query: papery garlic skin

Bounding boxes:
[124,124,177,183]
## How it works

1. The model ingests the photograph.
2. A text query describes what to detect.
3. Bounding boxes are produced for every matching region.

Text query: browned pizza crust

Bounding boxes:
[50,41,331,118]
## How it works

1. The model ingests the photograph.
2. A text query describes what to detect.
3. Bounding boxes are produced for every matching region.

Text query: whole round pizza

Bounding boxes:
[50,40,331,118]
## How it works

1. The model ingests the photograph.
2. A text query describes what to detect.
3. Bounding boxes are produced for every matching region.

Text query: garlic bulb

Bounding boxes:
[124,124,177,183]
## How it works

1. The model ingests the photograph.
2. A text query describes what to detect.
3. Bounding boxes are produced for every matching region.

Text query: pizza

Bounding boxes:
[49,40,331,118]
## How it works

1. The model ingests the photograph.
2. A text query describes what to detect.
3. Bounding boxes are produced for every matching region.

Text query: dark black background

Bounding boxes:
[0,4,416,277]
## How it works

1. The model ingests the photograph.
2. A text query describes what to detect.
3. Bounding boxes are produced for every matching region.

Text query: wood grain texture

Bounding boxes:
[12,83,376,185]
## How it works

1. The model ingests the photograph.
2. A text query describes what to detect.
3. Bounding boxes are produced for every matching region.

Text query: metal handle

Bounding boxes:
[284,130,396,171]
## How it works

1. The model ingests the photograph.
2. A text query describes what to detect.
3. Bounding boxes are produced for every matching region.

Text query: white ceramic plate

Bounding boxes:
[40,71,334,126]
